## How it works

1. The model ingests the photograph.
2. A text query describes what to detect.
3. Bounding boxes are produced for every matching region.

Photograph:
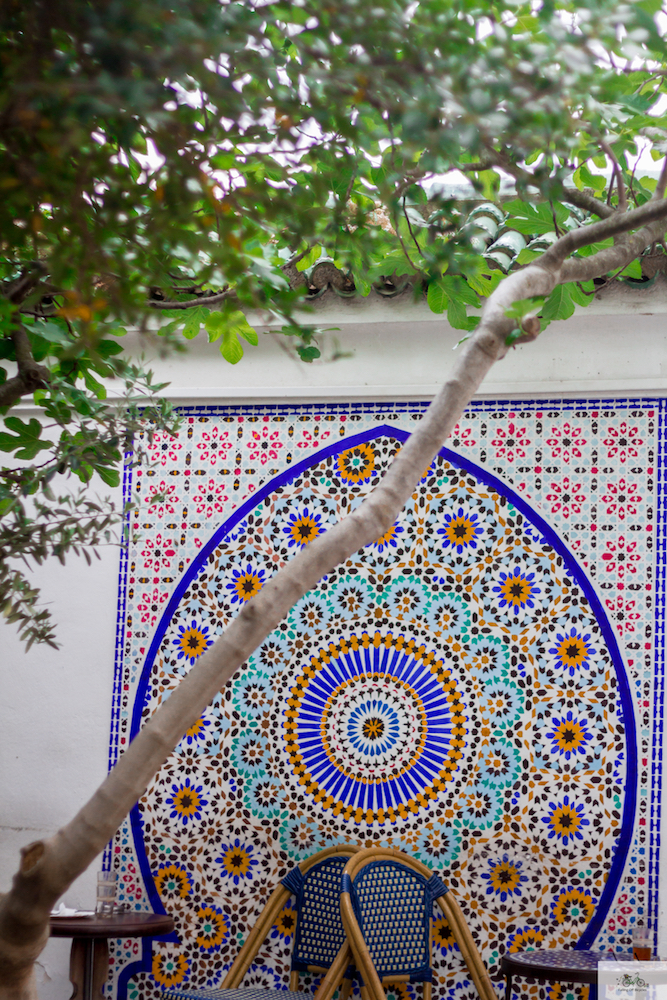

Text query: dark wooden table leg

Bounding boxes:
[69,938,109,1000]
[504,973,513,1000]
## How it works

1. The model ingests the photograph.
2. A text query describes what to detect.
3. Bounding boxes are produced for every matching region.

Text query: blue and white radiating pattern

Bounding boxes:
[275,631,467,818]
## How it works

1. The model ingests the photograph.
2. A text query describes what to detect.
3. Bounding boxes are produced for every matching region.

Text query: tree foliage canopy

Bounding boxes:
[1,0,667,648]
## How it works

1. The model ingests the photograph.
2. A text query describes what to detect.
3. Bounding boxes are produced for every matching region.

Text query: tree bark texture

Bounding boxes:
[1,189,667,998]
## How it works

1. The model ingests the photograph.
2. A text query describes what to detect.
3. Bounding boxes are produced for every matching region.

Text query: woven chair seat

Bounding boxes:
[161,989,313,1000]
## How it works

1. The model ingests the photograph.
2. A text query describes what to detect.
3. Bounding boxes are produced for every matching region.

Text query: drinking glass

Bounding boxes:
[95,871,118,916]
[632,924,652,961]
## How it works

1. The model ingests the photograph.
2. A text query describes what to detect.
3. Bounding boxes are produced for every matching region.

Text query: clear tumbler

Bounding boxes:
[95,870,118,916]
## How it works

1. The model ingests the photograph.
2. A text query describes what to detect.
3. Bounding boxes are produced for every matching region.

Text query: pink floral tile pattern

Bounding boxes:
[107,399,662,1000]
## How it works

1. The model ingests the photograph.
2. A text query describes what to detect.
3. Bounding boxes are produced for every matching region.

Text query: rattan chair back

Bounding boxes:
[162,843,361,1000]
[340,848,496,1000]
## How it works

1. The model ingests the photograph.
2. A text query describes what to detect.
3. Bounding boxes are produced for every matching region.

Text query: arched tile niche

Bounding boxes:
[113,413,641,999]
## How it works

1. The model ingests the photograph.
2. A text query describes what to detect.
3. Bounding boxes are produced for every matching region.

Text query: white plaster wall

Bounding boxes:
[2,284,667,995]
[0,542,120,997]
[132,277,667,402]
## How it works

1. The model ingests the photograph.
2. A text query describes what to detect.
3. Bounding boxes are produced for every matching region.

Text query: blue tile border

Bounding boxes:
[108,395,661,993]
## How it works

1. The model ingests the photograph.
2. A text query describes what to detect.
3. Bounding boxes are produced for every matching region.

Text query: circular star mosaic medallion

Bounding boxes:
[272,628,470,824]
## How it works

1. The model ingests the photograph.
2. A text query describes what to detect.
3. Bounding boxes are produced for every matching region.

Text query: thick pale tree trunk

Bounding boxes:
[1,184,667,998]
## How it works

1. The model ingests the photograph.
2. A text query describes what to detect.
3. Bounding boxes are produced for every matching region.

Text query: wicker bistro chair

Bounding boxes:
[340,849,497,1000]
[161,844,361,1000]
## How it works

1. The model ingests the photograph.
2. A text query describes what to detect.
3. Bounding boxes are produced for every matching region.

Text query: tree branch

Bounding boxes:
[598,138,628,212]
[539,193,667,272]
[402,197,423,257]
[0,325,51,408]
[656,157,667,200]
[562,187,616,219]
[5,262,47,306]
[148,288,234,310]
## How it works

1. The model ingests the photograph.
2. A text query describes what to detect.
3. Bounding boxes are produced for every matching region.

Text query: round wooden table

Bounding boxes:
[50,911,174,1000]
[500,949,632,1000]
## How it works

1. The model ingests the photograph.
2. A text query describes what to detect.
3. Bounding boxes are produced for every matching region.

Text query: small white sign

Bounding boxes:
[599,962,667,1000]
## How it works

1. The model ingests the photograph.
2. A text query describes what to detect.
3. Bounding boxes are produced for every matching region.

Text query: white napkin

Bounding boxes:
[50,903,95,917]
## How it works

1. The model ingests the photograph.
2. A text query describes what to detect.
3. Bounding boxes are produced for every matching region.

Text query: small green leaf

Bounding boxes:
[182,306,210,340]
[297,345,321,362]
[515,247,544,265]
[29,320,71,346]
[83,370,107,399]
[447,297,469,330]
[204,312,226,343]
[619,259,643,279]
[504,198,570,235]
[569,281,596,306]
[504,296,545,320]
[97,340,124,358]
[352,273,371,297]
[541,284,575,322]
[474,169,500,201]
[427,280,449,314]
[441,274,479,307]
[620,93,656,115]
[96,466,121,487]
[228,310,258,346]
[295,245,322,272]
[505,327,523,346]
[466,262,503,297]
[220,330,244,364]
[572,163,606,192]
[0,416,51,460]
[514,14,538,31]
[205,309,257,354]
[575,237,614,258]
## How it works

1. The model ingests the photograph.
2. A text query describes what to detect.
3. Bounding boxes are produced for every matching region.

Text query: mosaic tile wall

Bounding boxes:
[107,399,662,999]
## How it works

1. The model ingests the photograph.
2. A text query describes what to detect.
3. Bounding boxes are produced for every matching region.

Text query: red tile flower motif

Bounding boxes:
[604,595,641,635]
[601,536,640,579]
[603,422,643,464]
[296,428,331,449]
[146,481,179,517]
[545,477,586,519]
[600,479,642,520]
[137,587,169,626]
[490,422,529,462]
[140,534,177,573]
[545,422,586,463]
[121,863,143,902]
[449,424,477,449]
[196,426,232,465]
[247,422,283,464]
[613,892,632,929]
[193,479,228,518]
[147,430,183,466]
